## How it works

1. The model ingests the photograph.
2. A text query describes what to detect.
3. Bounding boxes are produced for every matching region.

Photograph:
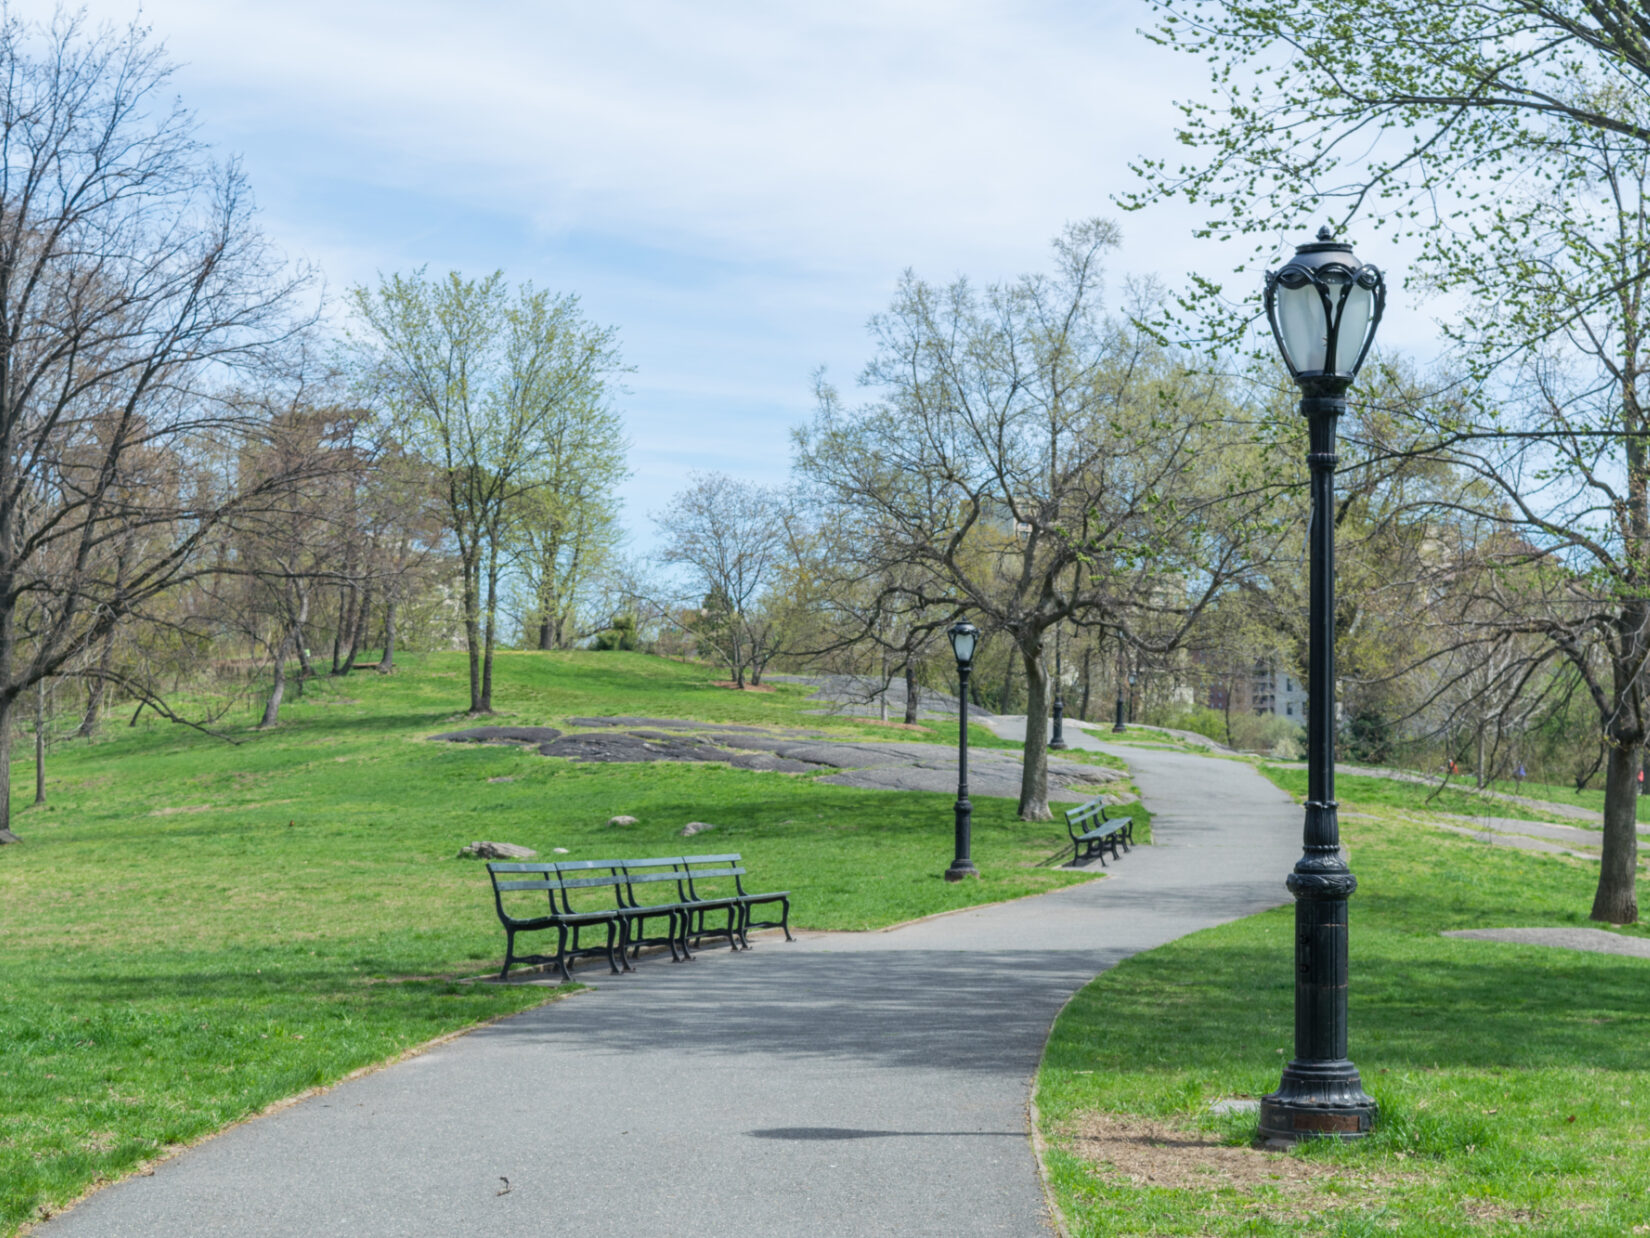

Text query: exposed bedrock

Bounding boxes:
[430,719,1123,803]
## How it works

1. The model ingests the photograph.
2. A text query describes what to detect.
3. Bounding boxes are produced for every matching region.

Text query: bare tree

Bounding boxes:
[653,472,788,689]
[0,12,316,843]
[796,221,1285,818]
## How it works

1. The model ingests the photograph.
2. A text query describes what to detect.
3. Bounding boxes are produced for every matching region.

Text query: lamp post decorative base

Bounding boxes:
[1258,1060,1376,1146]
[1050,697,1068,749]
[943,859,979,882]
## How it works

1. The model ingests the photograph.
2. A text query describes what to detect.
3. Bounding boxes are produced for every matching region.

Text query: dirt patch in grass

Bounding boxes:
[1461,1198,1542,1225]
[1068,1112,1416,1212]
[711,681,774,692]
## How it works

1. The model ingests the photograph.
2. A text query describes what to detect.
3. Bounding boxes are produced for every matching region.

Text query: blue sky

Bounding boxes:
[20,1,1436,549]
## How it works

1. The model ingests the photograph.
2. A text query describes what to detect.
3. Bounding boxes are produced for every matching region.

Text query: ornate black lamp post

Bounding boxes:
[1258,226,1384,1145]
[945,621,981,882]
[1050,627,1068,750]
[1112,646,1128,733]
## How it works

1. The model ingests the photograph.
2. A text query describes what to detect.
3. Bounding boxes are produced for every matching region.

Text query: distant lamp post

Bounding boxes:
[1258,225,1385,1146]
[1050,627,1069,750]
[1127,671,1138,724]
[1113,649,1128,733]
[945,621,981,882]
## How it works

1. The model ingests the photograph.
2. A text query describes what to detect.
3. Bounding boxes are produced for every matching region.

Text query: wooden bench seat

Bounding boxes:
[1064,798,1135,866]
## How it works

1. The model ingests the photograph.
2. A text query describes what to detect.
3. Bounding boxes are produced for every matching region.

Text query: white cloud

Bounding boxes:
[11,0,1440,546]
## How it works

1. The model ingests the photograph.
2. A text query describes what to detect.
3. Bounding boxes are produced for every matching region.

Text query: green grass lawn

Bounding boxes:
[0,650,1118,1234]
[1473,772,1646,823]
[1262,765,1585,826]
[1036,767,1650,1236]
[1352,764,1648,824]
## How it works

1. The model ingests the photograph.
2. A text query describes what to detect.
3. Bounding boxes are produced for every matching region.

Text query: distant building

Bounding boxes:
[1210,657,1309,719]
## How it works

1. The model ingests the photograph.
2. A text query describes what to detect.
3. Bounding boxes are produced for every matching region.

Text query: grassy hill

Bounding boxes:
[0,650,1101,1234]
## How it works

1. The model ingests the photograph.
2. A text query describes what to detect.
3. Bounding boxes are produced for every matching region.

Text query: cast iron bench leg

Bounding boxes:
[500,928,517,981]
[554,925,573,983]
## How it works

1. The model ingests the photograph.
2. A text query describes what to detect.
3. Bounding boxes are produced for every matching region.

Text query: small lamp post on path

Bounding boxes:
[1050,626,1069,750]
[1112,646,1128,733]
[945,621,980,882]
[1258,225,1385,1145]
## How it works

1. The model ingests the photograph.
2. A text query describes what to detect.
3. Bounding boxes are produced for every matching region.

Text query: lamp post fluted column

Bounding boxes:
[1112,644,1127,733]
[1258,225,1384,1145]
[1050,629,1068,750]
[1257,387,1376,1144]
[946,621,980,882]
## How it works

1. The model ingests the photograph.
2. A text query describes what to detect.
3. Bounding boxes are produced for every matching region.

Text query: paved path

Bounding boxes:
[42,723,1301,1238]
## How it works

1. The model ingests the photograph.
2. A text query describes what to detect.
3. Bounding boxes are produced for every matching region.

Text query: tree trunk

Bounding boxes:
[294,580,316,680]
[1591,739,1641,923]
[1078,646,1092,722]
[479,542,500,713]
[0,695,17,844]
[260,590,309,730]
[331,585,349,674]
[34,677,46,806]
[377,599,397,674]
[903,657,920,725]
[462,549,484,713]
[78,626,116,739]
[538,616,553,650]
[259,626,296,729]
[1475,723,1487,790]
[879,650,889,722]
[1018,635,1051,821]
[338,582,371,675]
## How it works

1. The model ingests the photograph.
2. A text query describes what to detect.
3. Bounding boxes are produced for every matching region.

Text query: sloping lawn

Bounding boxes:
[0,651,1106,1234]
[1036,768,1650,1236]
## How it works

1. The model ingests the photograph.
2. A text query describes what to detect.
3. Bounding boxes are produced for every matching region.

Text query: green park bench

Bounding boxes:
[1064,798,1135,866]
[487,853,791,980]
[678,853,792,949]
[486,862,631,981]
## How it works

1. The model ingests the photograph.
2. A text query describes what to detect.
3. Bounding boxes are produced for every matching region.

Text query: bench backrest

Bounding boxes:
[680,852,747,900]
[1064,800,1107,829]
[488,853,762,920]
[487,860,625,921]
[618,857,691,909]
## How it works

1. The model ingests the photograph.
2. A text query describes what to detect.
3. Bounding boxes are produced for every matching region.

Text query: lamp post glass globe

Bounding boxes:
[1258,227,1384,1146]
[946,621,980,881]
[1263,225,1385,392]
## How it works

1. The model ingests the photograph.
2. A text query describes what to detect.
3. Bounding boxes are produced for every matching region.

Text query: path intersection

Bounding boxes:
[42,724,1300,1238]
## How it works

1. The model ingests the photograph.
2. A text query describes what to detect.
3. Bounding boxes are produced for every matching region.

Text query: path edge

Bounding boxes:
[1027,978,1087,1238]
[18,987,588,1236]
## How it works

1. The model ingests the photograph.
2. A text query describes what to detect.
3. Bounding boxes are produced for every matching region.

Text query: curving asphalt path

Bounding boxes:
[40,720,1301,1238]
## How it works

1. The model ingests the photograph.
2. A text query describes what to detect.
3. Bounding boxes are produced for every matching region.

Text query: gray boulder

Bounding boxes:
[681,822,716,837]
[458,841,537,860]
[607,815,639,827]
